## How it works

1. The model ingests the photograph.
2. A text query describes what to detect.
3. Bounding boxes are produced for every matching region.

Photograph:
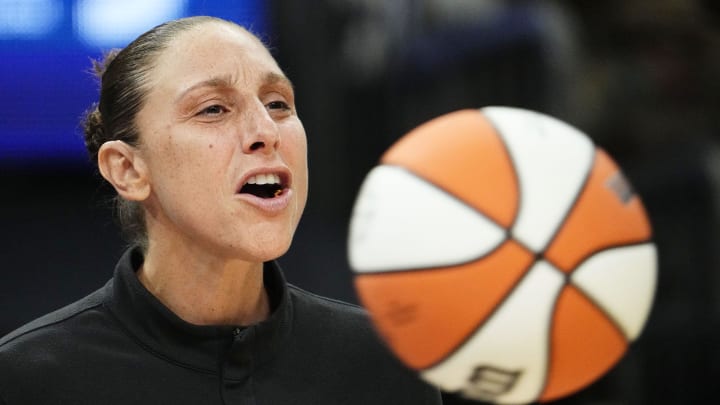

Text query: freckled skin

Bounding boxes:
[112,21,309,325]
[135,22,308,263]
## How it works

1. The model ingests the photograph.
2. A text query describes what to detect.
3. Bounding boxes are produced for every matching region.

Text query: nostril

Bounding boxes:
[249,141,264,151]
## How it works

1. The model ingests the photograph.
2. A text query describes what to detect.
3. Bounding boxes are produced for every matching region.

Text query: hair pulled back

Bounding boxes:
[82,16,231,250]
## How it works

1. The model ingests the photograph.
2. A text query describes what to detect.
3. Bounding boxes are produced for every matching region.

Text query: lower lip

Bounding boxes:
[234,188,293,214]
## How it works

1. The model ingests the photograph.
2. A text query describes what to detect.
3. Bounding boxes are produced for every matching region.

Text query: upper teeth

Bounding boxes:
[246,173,281,185]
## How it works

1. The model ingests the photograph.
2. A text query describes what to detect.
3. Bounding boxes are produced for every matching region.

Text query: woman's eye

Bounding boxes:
[198,104,227,116]
[267,100,290,111]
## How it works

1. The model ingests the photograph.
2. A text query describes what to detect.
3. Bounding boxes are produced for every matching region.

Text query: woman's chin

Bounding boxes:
[233,236,294,263]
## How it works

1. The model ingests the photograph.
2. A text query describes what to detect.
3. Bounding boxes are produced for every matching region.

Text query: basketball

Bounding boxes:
[347,107,657,404]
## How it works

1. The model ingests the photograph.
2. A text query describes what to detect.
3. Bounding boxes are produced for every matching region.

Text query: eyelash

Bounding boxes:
[198,104,228,116]
[194,99,291,120]
[267,100,290,111]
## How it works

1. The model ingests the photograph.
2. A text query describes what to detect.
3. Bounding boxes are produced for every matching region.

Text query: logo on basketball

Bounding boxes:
[461,365,523,401]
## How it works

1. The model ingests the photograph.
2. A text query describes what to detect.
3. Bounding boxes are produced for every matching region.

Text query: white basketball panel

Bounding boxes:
[570,243,657,340]
[348,165,506,273]
[481,106,595,252]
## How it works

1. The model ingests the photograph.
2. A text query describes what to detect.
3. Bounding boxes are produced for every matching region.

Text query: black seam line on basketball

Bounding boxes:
[565,239,655,279]
[353,235,513,276]
[379,164,509,231]
[524,148,599,260]
[565,241,657,342]
[482,108,596,255]
[534,239,655,392]
[479,108,522,230]
[420,241,654,388]
[537,273,564,401]
[567,280,637,343]
[418,259,538,372]
[352,164,515,276]
[538,271,642,399]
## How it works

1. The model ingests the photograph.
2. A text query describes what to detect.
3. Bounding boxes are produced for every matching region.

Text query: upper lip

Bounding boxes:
[236,166,291,193]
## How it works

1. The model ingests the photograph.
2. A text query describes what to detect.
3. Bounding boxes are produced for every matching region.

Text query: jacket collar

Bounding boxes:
[104,247,294,377]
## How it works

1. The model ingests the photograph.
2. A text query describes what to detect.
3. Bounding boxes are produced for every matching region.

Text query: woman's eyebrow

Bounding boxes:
[175,75,236,103]
[174,72,293,103]
[263,72,294,90]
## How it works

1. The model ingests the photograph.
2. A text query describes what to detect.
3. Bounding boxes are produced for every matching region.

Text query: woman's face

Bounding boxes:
[134,22,308,262]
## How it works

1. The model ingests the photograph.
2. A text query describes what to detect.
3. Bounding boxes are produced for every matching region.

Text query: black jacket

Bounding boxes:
[0,248,442,404]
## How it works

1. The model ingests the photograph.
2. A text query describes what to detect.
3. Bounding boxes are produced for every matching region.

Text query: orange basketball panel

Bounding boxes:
[381,109,519,228]
[539,285,628,402]
[354,240,534,370]
[545,149,652,272]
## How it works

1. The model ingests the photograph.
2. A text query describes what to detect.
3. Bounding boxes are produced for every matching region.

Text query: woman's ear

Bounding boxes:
[97,140,151,201]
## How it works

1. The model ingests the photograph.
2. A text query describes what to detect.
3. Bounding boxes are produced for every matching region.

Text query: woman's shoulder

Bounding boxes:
[0,284,110,363]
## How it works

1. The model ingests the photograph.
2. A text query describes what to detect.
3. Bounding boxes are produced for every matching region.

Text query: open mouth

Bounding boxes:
[239,173,287,199]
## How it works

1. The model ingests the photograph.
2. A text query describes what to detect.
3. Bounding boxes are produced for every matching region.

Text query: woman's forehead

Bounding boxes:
[164,21,269,63]
[149,22,280,92]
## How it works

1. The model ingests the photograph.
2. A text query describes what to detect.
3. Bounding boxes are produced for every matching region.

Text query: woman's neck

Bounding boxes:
[138,242,270,327]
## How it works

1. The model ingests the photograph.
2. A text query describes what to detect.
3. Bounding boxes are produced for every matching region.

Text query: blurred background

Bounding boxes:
[1,0,719,403]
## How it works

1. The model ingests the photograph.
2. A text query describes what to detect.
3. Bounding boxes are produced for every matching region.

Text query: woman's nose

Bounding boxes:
[241,102,280,154]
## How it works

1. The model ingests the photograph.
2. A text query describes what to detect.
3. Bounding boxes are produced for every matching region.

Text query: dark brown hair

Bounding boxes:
[82,16,237,250]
